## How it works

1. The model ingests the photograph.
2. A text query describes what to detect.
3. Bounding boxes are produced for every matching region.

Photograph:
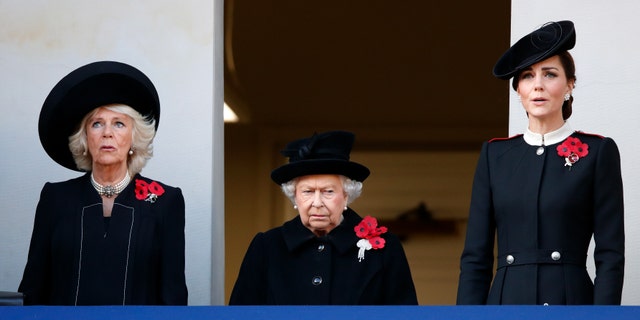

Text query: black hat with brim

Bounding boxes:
[38,61,160,171]
[270,131,370,185]
[493,20,576,80]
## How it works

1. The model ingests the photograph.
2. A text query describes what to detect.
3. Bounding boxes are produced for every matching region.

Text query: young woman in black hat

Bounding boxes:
[457,21,624,305]
[19,61,188,305]
[229,131,418,305]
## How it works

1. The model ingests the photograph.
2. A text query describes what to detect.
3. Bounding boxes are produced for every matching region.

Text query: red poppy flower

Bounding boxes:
[148,181,165,196]
[134,179,164,203]
[573,142,588,157]
[369,236,386,249]
[355,216,376,237]
[135,180,149,200]
[374,225,388,237]
[556,137,589,167]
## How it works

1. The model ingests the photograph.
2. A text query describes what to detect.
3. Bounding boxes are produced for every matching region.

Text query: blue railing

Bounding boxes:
[1,305,639,320]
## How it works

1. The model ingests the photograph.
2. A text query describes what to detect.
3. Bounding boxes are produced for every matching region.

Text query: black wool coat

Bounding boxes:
[457,132,624,305]
[19,173,188,305]
[229,209,418,305]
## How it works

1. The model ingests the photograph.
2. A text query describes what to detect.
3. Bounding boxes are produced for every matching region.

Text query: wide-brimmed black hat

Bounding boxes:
[493,20,575,80]
[38,61,160,171]
[270,131,370,185]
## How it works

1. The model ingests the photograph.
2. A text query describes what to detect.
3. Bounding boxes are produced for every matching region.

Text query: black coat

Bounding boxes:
[18,173,188,305]
[457,132,624,305]
[229,209,418,305]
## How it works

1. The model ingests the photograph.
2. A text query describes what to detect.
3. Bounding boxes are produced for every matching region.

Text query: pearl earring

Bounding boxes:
[344,206,347,210]
[564,93,571,101]
[128,149,134,155]
[293,205,298,210]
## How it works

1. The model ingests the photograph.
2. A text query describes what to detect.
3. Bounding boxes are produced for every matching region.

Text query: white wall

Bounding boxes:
[0,0,225,305]
[510,0,640,304]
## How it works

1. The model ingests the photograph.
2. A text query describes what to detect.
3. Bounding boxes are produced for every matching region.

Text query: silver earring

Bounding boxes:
[128,149,134,155]
[293,205,298,210]
[344,206,348,210]
[564,93,571,101]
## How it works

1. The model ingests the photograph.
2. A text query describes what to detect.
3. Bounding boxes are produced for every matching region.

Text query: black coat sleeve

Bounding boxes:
[457,142,496,304]
[380,233,419,305]
[18,183,55,305]
[228,232,267,305]
[158,187,188,305]
[592,138,625,304]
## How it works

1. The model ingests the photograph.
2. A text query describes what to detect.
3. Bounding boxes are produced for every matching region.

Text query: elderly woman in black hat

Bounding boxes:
[18,61,188,305]
[457,21,624,305]
[229,131,418,305]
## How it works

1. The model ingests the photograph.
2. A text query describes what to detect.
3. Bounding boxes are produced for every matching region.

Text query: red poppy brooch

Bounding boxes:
[354,216,388,262]
[556,137,589,168]
[135,179,165,203]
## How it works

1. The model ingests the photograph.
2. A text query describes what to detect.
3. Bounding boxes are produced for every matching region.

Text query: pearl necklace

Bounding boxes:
[91,171,131,198]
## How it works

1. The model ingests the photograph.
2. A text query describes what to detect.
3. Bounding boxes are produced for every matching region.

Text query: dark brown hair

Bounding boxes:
[512,51,577,120]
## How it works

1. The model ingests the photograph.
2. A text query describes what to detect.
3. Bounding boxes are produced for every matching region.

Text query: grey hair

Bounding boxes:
[281,175,363,205]
[68,104,156,175]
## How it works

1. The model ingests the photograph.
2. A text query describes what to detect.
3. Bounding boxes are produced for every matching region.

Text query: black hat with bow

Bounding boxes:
[493,20,576,80]
[270,131,370,185]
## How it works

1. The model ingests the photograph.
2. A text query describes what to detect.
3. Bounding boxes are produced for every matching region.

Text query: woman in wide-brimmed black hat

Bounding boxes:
[229,130,418,305]
[19,61,187,305]
[457,21,624,305]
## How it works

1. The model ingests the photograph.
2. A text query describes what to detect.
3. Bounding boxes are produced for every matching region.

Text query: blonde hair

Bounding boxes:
[68,104,156,174]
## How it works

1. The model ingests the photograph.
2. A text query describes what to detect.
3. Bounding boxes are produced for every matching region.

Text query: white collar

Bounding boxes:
[523,122,574,146]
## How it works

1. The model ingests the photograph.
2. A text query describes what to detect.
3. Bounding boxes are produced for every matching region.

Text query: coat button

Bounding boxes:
[506,255,514,264]
[317,244,325,252]
[551,251,561,261]
[312,276,323,286]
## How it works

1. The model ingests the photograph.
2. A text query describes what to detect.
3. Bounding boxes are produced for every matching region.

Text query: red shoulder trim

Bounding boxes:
[489,134,523,143]
[575,130,604,139]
